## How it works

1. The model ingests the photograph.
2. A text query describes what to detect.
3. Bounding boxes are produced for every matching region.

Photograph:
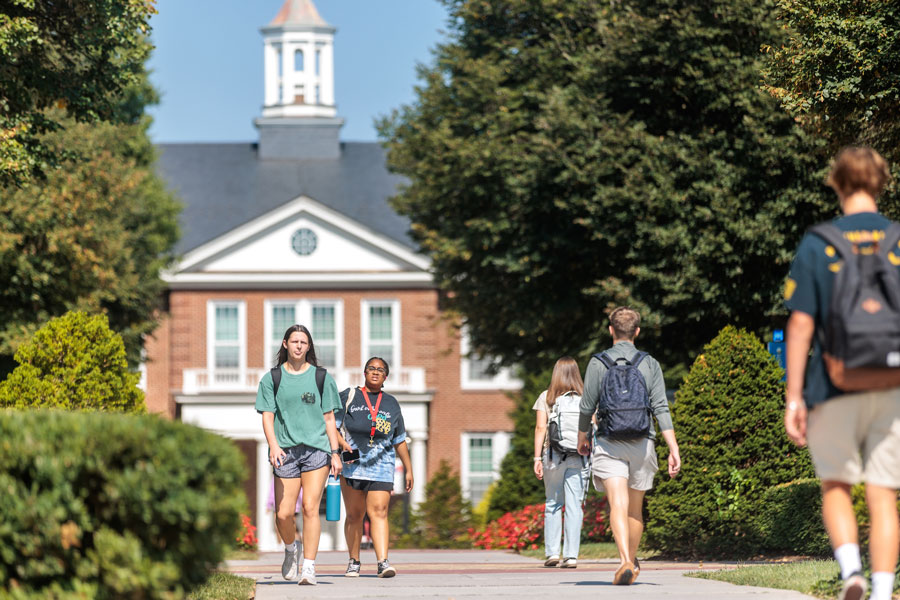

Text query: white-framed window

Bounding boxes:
[264,300,343,370]
[460,329,521,390]
[207,301,246,384]
[460,432,512,504]
[294,49,304,71]
[361,300,400,369]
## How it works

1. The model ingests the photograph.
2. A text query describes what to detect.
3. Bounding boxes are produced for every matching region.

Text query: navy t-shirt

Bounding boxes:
[785,212,899,406]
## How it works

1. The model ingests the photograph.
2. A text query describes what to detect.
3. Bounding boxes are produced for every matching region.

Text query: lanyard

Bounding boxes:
[359,387,383,446]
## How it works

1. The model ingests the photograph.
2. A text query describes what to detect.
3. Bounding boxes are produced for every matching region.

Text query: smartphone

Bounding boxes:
[341,449,360,463]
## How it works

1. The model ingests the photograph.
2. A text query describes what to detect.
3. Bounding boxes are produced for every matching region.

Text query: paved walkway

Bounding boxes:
[227,550,819,599]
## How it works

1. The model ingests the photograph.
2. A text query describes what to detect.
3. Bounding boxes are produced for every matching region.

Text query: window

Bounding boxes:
[294,49,304,71]
[460,329,521,390]
[461,432,512,504]
[207,301,246,383]
[265,300,343,370]
[362,300,400,368]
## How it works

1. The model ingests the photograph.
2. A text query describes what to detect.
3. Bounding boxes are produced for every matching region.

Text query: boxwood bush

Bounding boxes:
[0,410,246,598]
[644,326,815,558]
[754,478,830,557]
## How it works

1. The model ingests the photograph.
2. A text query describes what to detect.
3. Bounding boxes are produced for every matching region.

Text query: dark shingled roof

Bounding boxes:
[155,142,415,254]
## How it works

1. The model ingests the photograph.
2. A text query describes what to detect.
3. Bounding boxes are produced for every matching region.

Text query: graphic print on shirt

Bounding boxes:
[337,388,406,483]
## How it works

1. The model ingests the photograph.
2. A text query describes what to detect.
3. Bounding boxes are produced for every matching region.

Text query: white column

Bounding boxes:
[409,432,428,507]
[256,440,280,552]
[263,42,278,106]
[304,40,316,105]
[320,40,335,106]
[281,42,294,105]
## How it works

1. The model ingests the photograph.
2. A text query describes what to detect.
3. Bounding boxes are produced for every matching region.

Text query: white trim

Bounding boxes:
[167,196,430,276]
[165,272,434,290]
[360,299,401,371]
[206,300,247,386]
[459,329,522,391]
[262,299,344,370]
[459,431,513,502]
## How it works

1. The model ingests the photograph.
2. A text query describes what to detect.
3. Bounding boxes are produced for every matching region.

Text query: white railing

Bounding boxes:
[181,366,426,395]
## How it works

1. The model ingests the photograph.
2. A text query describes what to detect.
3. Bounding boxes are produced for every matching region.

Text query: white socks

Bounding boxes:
[285,540,299,553]
[302,558,315,570]
[871,572,895,600]
[834,543,862,580]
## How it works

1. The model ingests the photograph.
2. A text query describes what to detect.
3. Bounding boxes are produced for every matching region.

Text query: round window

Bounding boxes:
[291,228,317,256]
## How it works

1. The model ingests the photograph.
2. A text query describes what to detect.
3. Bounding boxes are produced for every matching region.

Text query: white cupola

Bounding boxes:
[255,0,344,159]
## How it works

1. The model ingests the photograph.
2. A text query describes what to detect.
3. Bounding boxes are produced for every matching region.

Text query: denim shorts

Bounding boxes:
[273,444,329,478]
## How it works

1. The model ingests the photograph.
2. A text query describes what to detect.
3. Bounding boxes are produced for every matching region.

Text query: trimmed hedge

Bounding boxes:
[0,311,144,412]
[0,410,246,598]
[754,479,830,557]
[644,326,815,558]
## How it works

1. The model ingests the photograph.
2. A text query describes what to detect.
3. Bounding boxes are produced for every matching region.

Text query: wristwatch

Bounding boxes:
[331,448,341,455]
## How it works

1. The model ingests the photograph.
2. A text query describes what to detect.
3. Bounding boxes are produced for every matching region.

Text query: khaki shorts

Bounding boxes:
[590,436,658,492]
[807,388,900,488]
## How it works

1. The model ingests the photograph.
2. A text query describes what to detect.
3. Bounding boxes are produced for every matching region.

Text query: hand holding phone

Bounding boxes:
[341,448,360,463]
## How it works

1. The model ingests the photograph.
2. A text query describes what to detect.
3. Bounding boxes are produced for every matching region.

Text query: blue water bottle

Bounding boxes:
[326,475,341,521]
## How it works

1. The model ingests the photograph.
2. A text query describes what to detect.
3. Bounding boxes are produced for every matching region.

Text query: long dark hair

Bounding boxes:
[275,324,318,367]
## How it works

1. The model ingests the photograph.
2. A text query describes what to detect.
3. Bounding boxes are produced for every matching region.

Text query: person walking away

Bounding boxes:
[336,357,413,578]
[533,356,590,568]
[785,147,900,600]
[577,307,681,586]
[256,324,344,586]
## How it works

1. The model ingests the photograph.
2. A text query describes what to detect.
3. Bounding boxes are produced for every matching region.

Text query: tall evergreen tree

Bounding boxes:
[380,0,832,373]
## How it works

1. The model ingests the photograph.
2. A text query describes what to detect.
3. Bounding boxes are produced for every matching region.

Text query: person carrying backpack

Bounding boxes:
[576,307,681,586]
[785,147,899,600]
[533,356,590,568]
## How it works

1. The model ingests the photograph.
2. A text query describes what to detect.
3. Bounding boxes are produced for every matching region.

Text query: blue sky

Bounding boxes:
[147,1,448,143]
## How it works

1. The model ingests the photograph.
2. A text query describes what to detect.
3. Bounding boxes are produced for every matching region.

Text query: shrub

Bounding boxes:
[0,311,144,412]
[644,326,815,558]
[471,503,545,551]
[581,493,611,543]
[0,410,246,598]
[754,479,830,557]
[392,460,473,549]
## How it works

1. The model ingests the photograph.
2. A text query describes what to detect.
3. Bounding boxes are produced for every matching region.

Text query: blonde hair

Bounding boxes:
[826,146,891,199]
[609,306,641,340]
[546,356,584,408]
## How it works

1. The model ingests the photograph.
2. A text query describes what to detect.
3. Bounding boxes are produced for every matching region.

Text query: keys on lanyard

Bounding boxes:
[360,387,383,447]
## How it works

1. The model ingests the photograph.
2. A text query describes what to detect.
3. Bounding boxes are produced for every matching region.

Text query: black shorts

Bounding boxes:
[343,476,393,492]
[273,444,329,478]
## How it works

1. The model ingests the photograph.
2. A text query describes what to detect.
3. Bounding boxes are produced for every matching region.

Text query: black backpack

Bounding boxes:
[594,351,652,440]
[271,365,327,405]
[811,222,900,391]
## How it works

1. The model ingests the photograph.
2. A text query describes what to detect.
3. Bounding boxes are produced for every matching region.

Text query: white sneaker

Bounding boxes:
[837,572,867,600]
[560,557,577,568]
[298,563,316,586]
[543,555,560,567]
[281,543,299,580]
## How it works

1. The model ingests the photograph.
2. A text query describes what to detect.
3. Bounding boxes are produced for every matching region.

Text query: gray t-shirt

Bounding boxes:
[579,341,673,439]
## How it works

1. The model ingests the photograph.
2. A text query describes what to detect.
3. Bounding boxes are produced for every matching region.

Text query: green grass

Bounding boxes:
[687,560,839,597]
[187,573,255,600]
[521,542,636,560]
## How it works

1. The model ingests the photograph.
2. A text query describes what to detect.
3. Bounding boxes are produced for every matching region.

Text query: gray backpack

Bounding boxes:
[547,391,582,458]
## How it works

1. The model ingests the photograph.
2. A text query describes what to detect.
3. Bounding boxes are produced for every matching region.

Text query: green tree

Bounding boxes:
[413,460,474,548]
[487,371,547,522]
[0,311,145,412]
[762,0,900,215]
[0,83,180,370]
[380,0,831,373]
[1,0,156,186]
[643,326,814,558]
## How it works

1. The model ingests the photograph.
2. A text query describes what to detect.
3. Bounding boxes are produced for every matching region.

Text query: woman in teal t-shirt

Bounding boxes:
[256,324,344,587]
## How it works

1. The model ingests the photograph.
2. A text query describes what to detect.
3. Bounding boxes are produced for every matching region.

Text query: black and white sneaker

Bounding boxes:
[345,559,361,577]
[281,542,299,580]
[377,559,396,578]
[543,555,560,567]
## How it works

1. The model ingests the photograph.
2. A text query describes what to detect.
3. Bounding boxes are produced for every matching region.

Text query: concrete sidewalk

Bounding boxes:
[227,549,819,599]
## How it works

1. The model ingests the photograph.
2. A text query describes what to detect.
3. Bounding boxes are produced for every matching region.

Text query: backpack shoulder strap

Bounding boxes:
[879,223,900,258]
[316,366,327,407]
[594,352,615,369]
[630,351,648,368]
[270,366,282,399]
[810,223,854,258]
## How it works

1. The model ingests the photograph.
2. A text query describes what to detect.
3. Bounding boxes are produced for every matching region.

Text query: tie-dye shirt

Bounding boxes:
[335,388,407,483]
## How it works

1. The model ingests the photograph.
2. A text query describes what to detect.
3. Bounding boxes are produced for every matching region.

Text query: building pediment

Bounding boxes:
[164,195,432,289]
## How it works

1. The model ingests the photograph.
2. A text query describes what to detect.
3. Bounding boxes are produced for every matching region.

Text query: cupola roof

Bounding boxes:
[269,0,330,27]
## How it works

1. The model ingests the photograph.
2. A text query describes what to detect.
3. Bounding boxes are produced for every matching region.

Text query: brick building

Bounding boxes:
[144,0,518,551]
